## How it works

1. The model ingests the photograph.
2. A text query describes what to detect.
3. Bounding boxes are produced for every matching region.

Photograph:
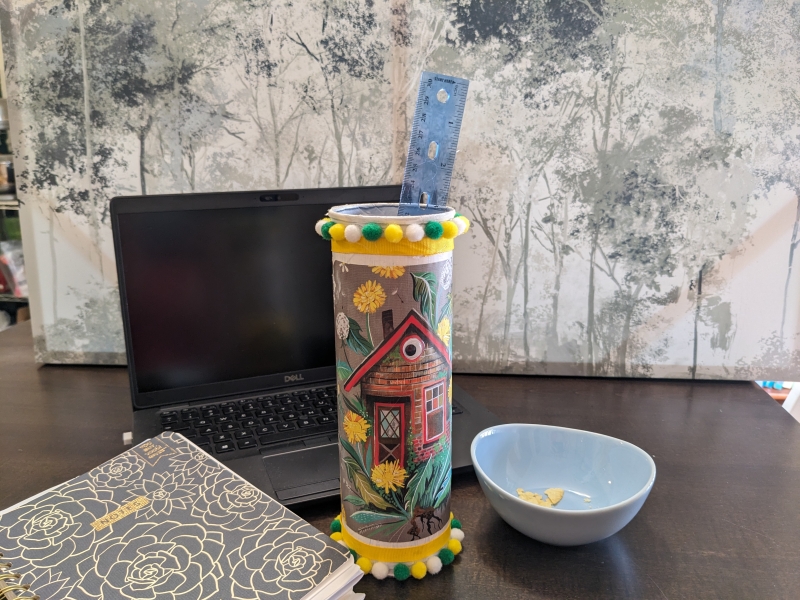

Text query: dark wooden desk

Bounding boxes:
[2,321,799,599]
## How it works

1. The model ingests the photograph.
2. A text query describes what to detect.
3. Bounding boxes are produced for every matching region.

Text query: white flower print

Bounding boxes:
[336,312,350,340]
[440,257,453,292]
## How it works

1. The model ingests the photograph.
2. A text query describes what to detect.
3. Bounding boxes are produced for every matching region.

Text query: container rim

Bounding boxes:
[328,202,455,224]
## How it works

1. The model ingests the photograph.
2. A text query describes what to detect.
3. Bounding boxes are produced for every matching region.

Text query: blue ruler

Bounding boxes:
[398,71,470,215]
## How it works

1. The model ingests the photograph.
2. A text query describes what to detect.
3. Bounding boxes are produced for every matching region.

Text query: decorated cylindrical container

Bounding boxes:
[315,203,470,574]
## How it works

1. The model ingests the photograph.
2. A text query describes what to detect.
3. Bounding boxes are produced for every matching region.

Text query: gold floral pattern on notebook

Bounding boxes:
[0,432,349,599]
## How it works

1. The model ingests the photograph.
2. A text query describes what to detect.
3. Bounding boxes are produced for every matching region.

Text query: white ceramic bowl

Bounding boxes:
[471,424,656,546]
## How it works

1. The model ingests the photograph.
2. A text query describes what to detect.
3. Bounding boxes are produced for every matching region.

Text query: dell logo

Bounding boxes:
[284,374,305,382]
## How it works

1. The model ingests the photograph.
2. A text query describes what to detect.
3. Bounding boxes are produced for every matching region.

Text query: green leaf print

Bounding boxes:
[336,360,353,383]
[350,510,404,524]
[411,272,438,326]
[345,317,373,356]
[439,293,452,323]
[344,495,367,508]
[343,455,391,511]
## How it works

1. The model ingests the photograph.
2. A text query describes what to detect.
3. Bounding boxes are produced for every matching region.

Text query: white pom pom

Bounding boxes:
[450,528,465,541]
[371,562,389,580]
[425,556,442,575]
[454,217,467,235]
[344,224,362,243]
[337,539,348,547]
[405,223,424,242]
[315,219,328,236]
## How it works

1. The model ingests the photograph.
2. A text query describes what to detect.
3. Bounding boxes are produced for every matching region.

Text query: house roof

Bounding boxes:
[343,309,451,392]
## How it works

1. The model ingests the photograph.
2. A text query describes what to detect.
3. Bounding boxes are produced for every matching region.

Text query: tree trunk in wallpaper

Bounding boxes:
[713,0,728,136]
[138,124,149,196]
[691,265,705,380]
[587,229,598,376]
[521,202,532,367]
[3,0,800,379]
[781,196,800,343]
[77,0,101,274]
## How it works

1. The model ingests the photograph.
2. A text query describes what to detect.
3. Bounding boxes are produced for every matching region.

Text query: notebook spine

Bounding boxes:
[0,554,39,600]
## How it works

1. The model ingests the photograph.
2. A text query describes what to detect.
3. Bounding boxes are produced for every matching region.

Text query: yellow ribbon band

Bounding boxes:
[331,237,454,256]
[340,522,451,563]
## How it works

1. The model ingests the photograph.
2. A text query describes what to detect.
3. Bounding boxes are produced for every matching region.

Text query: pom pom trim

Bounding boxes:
[316,217,470,243]
[330,515,464,580]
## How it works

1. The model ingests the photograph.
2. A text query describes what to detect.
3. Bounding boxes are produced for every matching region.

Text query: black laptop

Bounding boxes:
[111,185,501,505]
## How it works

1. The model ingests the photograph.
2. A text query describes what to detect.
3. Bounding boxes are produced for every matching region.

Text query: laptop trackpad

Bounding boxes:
[263,444,340,502]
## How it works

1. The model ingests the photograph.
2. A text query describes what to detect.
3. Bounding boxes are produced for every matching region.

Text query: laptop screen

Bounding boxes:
[117,203,336,396]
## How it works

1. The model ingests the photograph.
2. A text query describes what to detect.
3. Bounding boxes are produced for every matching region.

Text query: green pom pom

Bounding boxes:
[393,562,411,581]
[438,549,455,565]
[454,212,462,218]
[349,548,358,561]
[362,223,383,241]
[424,221,444,240]
[330,519,341,533]
[450,518,462,529]
[321,221,334,240]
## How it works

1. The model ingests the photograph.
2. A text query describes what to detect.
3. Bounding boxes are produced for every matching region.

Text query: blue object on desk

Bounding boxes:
[399,71,469,215]
[471,423,656,546]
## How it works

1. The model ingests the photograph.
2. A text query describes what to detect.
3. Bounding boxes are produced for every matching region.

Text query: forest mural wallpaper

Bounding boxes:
[2,0,800,379]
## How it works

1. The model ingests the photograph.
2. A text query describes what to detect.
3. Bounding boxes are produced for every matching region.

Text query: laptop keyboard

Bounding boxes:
[158,385,338,456]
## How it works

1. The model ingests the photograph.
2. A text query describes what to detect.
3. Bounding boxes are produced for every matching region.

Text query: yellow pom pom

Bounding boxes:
[328,223,346,241]
[448,538,462,555]
[330,532,343,541]
[450,512,454,521]
[441,221,459,239]
[384,224,403,243]
[411,561,427,579]
[356,557,372,574]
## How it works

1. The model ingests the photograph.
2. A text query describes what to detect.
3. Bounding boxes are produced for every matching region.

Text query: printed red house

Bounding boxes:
[343,309,451,468]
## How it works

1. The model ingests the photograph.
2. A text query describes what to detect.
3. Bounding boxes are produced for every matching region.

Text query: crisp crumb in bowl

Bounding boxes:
[545,488,564,504]
[584,497,592,503]
[517,487,564,507]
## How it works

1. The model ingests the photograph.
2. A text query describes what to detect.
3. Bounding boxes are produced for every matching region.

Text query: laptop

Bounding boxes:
[111,185,502,505]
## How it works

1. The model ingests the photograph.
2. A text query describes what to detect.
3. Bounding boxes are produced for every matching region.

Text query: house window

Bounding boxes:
[380,408,401,439]
[374,402,405,467]
[424,381,445,442]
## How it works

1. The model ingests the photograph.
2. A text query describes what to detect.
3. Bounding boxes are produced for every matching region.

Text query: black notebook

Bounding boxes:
[0,432,361,600]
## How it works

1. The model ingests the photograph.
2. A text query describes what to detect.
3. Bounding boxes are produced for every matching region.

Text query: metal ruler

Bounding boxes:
[398,71,470,215]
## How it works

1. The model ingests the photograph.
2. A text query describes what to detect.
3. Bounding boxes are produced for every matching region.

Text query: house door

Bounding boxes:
[374,402,406,468]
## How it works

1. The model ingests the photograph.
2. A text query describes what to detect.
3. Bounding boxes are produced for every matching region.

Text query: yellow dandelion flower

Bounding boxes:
[353,280,387,314]
[371,265,406,279]
[343,411,370,444]
[371,460,407,494]
[437,317,451,346]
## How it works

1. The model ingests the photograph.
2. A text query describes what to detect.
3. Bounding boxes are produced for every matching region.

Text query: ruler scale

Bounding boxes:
[398,71,470,215]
